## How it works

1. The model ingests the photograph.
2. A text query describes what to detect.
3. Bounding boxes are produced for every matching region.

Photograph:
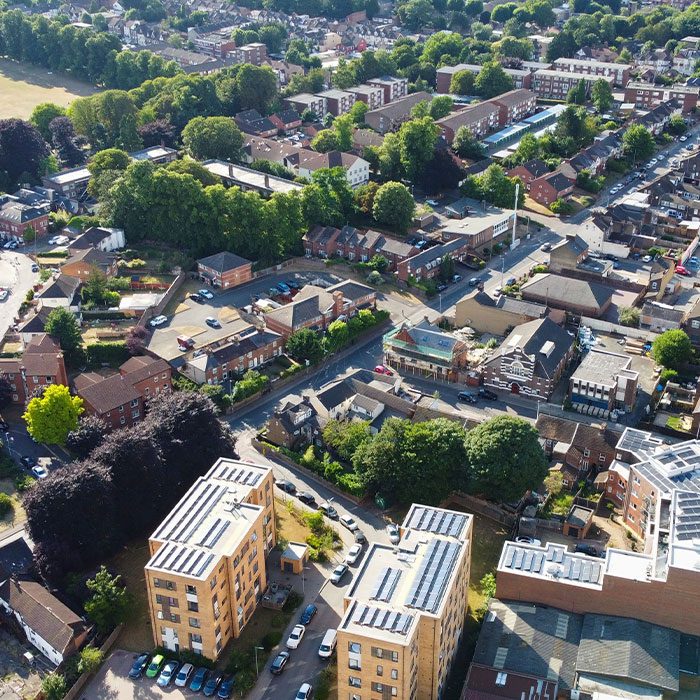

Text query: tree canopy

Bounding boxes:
[622,124,655,163]
[23,385,84,445]
[652,329,693,370]
[372,181,416,232]
[181,116,244,162]
[44,307,83,365]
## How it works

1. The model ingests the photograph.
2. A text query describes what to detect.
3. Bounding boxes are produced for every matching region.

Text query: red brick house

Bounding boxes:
[269,109,302,133]
[506,159,550,188]
[529,170,576,206]
[490,89,537,126]
[397,238,471,282]
[0,196,49,240]
[0,334,68,404]
[61,248,118,282]
[74,355,171,430]
[197,251,253,289]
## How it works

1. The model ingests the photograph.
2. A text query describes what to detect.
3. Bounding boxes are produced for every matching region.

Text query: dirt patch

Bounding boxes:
[276,497,312,544]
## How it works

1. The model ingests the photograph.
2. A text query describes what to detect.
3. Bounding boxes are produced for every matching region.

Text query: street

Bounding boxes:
[0,251,37,339]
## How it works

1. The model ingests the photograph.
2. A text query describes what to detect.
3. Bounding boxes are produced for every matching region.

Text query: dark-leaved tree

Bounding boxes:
[65,415,108,458]
[0,118,49,184]
[49,117,85,167]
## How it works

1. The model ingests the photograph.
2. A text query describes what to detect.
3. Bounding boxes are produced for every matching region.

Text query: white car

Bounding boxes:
[31,466,48,479]
[387,523,400,544]
[426,199,439,207]
[642,255,653,263]
[52,235,69,245]
[680,135,688,141]
[286,624,306,649]
[198,288,214,299]
[149,315,168,327]
[345,544,363,565]
[330,564,348,584]
[296,683,313,700]
[515,536,542,546]
[339,514,358,531]
[0,290,8,302]
[47,236,59,245]
[174,662,194,687]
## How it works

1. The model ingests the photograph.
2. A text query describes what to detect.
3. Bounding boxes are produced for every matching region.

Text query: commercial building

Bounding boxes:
[441,205,515,254]
[531,69,613,100]
[520,273,614,318]
[552,57,631,86]
[196,251,253,289]
[145,458,276,659]
[337,505,473,700]
[568,349,638,413]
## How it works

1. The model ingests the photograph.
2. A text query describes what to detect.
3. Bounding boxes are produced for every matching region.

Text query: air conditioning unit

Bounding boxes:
[157,611,164,620]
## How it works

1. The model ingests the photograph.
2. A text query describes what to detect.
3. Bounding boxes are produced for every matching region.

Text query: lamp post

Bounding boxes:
[253,645,264,676]
[301,566,310,595]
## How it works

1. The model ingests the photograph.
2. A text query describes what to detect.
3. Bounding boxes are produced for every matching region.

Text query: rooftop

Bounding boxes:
[570,349,632,388]
[147,458,271,580]
[441,204,515,239]
[203,160,303,194]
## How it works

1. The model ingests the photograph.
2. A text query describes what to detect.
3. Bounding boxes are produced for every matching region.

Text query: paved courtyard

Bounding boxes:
[0,628,46,700]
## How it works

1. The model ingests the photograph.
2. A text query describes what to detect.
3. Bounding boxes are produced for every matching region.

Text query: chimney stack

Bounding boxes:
[332,290,344,317]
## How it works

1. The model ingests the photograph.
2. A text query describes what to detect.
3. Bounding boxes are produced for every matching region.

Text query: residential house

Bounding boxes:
[552,57,631,86]
[520,273,614,317]
[624,82,699,113]
[364,91,431,134]
[453,289,549,334]
[302,225,341,258]
[315,89,355,116]
[346,84,384,110]
[548,233,589,273]
[0,195,49,240]
[531,69,613,99]
[296,150,370,187]
[0,334,68,404]
[529,169,576,206]
[435,103,500,144]
[35,274,81,313]
[265,396,319,449]
[196,251,253,289]
[383,320,470,382]
[74,355,171,431]
[682,296,700,345]
[506,159,550,188]
[0,576,89,666]
[284,93,327,119]
[234,109,278,137]
[268,109,302,133]
[182,329,283,385]
[397,238,471,283]
[569,349,638,413]
[641,301,685,332]
[351,128,384,155]
[480,317,575,400]
[67,226,125,252]
[366,75,408,103]
[490,89,537,126]
[265,60,304,88]
[61,247,118,282]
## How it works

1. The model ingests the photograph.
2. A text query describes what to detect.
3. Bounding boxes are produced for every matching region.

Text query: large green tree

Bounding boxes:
[29,103,66,141]
[449,70,475,95]
[181,116,244,162]
[475,62,514,98]
[622,124,655,163]
[84,566,132,633]
[464,415,547,501]
[396,117,439,182]
[23,384,84,445]
[652,329,693,369]
[285,328,324,364]
[591,78,613,113]
[44,307,83,364]
[453,126,485,159]
[323,419,372,462]
[372,181,416,233]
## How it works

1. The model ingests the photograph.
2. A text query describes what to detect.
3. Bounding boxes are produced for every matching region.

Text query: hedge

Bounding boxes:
[81,310,130,320]
[38,251,69,258]
[85,342,130,368]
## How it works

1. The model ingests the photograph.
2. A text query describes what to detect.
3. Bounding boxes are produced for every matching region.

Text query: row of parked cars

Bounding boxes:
[128,654,234,697]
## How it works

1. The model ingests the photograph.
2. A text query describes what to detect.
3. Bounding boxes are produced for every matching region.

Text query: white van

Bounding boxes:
[318,629,337,659]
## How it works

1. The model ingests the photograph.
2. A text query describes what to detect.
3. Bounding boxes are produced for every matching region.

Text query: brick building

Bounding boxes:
[436,103,500,144]
[346,84,384,110]
[552,57,631,86]
[364,92,431,134]
[61,248,118,281]
[0,334,68,404]
[568,349,638,413]
[506,158,550,188]
[548,233,589,273]
[531,69,613,99]
[366,76,408,103]
[396,239,471,282]
[315,89,355,116]
[196,252,253,289]
[624,82,699,113]
[231,42,267,65]
[520,274,614,317]
[0,196,49,240]
[283,93,327,119]
[529,169,576,205]
[490,89,537,126]
[145,458,275,659]
[435,64,533,93]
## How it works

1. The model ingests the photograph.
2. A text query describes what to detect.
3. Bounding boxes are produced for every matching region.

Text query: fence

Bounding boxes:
[137,272,186,328]
[444,492,516,527]
[533,518,564,532]
[579,315,660,341]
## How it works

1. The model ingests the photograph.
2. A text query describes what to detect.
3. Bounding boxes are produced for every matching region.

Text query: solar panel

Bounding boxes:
[350,604,415,635]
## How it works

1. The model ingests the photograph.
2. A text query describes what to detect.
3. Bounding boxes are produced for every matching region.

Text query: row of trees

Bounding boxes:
[24,391,236,584]
[322,414,548,505]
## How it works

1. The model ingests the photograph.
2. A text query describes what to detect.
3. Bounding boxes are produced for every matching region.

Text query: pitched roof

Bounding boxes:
[197,251,252,272]
[37,274,80,301]
[265,293,326,330]
[512,159,549,178]
[120,355,170,383]
[76,373,141,413]
[0,577,86,656]
[68,226,120,250]
[521,273,614,311]
[536,414,579,443]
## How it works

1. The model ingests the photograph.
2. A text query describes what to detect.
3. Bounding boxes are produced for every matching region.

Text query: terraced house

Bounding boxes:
[145,459,276,659]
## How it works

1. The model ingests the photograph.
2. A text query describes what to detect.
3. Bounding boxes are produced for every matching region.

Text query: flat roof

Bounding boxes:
[45,167,90,185]
[146,458,271,580]
[442,203,514,237]
[483,122,529,145]
[203,160,303,194]
[634,440,700,497]
[570,349,631,388]
[669,490,700,571]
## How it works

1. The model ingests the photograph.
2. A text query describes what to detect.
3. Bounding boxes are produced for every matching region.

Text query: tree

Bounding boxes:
[0,374,13,409]
[544,471,564,496]
[0,118,49,184]
[475,62,514,98]
[78,645,104,675]
[439,254,455,282]
[41,674,67,700]
[49,117,84,167]
[84,566,131,633]
[618,306,640,328]
[591,78,613,113]
[373,181,416,233]
[286,328,324,364]
[449,69,475,95]
[354,181,380,215]
[429,95,454,120]
[66,415,107,458]
[116,113,142,151]
[23,385,83,445]
[623,124,655,163]
[167,158,218,186]
[137,119,177,147]
[181,116,244,162]
[349,101,369,125]
[44,307,83,364]
[323,319,350,353]
[396,117,439,182]
[668,114,688,136]
[87,148,130,175]
[30,103,66,141]
[323,420,372,463]
[311,129,339,153]
[462,164,524,208]
[567,78,587,105]
[652,329,693,369]
[464,415,548,501]
[333,114,353,151]
[453,126,485,159]
[420,148,466,193]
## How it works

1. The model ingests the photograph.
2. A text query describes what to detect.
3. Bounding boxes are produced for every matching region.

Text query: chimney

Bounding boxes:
[332,290,344,316]
[228,162,234,178]
[264,174,270,189]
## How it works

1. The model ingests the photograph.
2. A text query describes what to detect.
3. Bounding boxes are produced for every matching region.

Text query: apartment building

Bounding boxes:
[0,195,49,240]
[531,69,613,99]
[316,89,356,116]
[552,57,631,86]
[435,64,533,93]
[145,458,276,659]
[490,89,537,127]
[367,76,408,103]
[436,103,500,144]
[568,349,638,413]
[346,84,384,110]
[196,251,253,289]
[396,238,471,282]
[365,92,431,134]
[231,42,267,66]
[337,505,473,700]
[41,166,91,199]
[283,93,327,119]
[624,82,700,113]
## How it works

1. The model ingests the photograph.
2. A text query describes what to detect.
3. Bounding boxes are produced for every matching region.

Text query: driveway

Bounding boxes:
[0,251,38,339]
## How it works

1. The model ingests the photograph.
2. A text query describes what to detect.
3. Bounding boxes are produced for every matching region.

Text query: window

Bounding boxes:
[154,578,162,588]
[190,633,202,644]
[349,642,361,653]
[188,601,199,612]
[376,665,383,676]
[170,613,180,623]
[349,658,361,670]
[349,678,361,688]
[130,399,139,408]
[189,618,200,628]
[210,576,217,590]
[495,672,507,687]
[391,669,398,680]
[186,585,197,595]
[371,683,385,693]
[583,449,590,457]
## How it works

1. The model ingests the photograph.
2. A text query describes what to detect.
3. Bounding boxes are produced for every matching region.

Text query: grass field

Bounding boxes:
[0,58,98,119]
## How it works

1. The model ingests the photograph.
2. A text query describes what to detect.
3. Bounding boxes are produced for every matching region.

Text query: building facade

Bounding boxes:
[197,252,253,289]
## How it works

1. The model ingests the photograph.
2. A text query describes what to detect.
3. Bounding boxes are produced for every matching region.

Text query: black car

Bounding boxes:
[217,675,234,699]
[270,651,290,675]
[436,283,447,292]
[19,456,36,469]
[458,391,477,404]
[574,543,599,557]
[479,388,498,401]
[276,480,297,494]
[203,672,223,697]
[300,603,317,625]
[128,653,150,679]
[354,530,367,545]
[189,293,204,303]
[298,491,316,506]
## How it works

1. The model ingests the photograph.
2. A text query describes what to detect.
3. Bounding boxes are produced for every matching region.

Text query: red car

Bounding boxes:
[374,365,393,376]
[676,265,690,276]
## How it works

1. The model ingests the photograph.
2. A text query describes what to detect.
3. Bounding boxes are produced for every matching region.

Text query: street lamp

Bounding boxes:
[253,645,265,676]
[301,566,311,595]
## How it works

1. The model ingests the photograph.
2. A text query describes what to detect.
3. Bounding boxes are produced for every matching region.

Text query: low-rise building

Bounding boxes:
[67,226,125,252]
[532,69,613,100]
[480,317,574,400]
[35,274,82,313]
[365,92,431,134]
[42,166,91,199]
[265,396,319,450]
[454,290,549,334]
[436,103,500,144]
[61,247,118,282]
[203,161,303,197]
[490,89,537,126]
[624,82,699,113]
[337,505,472,700]
[284,93,327,119]
[568,349,638,413]
[396,238,471,283]
[552,57,631,86]
[346,84,384,110]
[196,251,253,289]
[441,204,516,254]
[529,169,576,206]
[366,75,408,103]
[435,64,533,93]
[520,273,614,318]
[506,159,550,188]
[315,88,355,116]
[548,233,589,273]
[296,150,370,188]
[145,458,276,659]
[641,300,685,332]
[234,109,278,138]
[0,195,49,240]
[268,109,302,134]
[231,42,267,66]
[383,321,470,382]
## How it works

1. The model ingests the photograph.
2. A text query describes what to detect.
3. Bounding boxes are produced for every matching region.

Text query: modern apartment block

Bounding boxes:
[346,84,385,110]
[435,64,533,93]
[284,93,327,119]
[367,76,408,103]
[316,89,356,116]
[552,57,631,86]
[145,459,276,659]
[624,82,700,113]
[336,505,473,700]
[231,42,267,66]
[532,69,613,99]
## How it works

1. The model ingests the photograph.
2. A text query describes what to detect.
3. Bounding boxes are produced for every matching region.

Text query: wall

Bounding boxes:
[579,316,660,341]
[443,492,516,527]
[138,272,186,328]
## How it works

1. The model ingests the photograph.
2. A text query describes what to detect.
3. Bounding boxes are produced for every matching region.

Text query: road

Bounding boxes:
[0,251,37,339]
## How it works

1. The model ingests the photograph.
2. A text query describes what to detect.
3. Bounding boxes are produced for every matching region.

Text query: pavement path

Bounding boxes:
[0,251,37,339]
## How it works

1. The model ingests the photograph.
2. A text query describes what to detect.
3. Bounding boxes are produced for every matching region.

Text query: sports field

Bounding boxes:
[0,58,99,119]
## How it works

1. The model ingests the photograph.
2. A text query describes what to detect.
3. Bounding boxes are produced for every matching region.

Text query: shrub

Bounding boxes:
[0,456,18,479]
[0,493,13,518]
[261,630,283,650]
[367,270,384,285]
[85,342,129,368]
[15,474,36,492]
[231,370,270,403]
[549,198,575,215]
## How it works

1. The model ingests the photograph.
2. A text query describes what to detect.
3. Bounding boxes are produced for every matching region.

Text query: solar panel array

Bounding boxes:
[370,567,402,603]
[211,461,263,487]
[675,492,700,540]
[350,604,413,636]
[154,481,226,543]
[503,544,603,584]
[405,539,461,613]
[503,547,546,574]
[149,541,215,577]
[406,506,466,538]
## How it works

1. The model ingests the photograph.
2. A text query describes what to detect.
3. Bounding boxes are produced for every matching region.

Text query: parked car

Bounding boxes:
[387,523,400,544]
[453,274,462,282]
[190,667,209,691]
[146,654,165,678]
[374,364,393,376]
[340,514,358,531]
[149,315,168,327]
[156,660,179,687]
[19,456,35,470]
[297,491,316,507]
[345,544,363,565]
[689,256,700,266]
[0,290,8,302]
[277,282,291,294]
[331,563,348,584]
[217,675,234,698]
[31,263,39,273]
[676,265,690,276]
[574,543,599,557]
[286,624,306,649]
[642,255,653,263]
[287,280,300,290]
[515,536,541,546]
[205,317,221,328]
[457,391,477,404]
[175,663,194,687]
[436,283,447,292]
[540,242,552,252]
[31,466,48,479]
[276,479,296,494]
[300,604,317,625]
[468,277,479,286]
[479,388,498,401]
[128,653,150,679]
[296,683,313,700]
[270,651,290,675]
[198,288,214,300]
[189,293,204,303]
[426,199,439,207]
[319,502,338,519]
[354,530,367,545]
[203,672,223,697]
